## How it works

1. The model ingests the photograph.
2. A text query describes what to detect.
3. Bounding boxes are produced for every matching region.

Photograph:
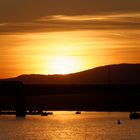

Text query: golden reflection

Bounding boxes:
[53,111,79,123]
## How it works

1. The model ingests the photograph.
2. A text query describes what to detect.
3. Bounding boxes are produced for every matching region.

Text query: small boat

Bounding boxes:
[117,120,121,124]
[129,112,140,119]
[41,112,53,116]
[47,112,53,115]
[75,111,81,114]
[41,112,48,116]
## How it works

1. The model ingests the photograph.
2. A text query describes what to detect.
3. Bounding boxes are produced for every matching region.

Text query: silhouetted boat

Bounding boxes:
[41,112,53,116]
[47,112,53,115]
[75,111,81,114]
[117,120,121,124]
[129,112,140,119]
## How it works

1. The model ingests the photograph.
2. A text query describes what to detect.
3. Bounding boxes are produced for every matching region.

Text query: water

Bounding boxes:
[0,112,140,140]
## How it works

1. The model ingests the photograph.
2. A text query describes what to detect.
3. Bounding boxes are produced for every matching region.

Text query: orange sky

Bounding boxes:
[0,1,140,78]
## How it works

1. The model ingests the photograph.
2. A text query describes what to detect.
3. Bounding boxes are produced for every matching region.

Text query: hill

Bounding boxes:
[1,63,140,84]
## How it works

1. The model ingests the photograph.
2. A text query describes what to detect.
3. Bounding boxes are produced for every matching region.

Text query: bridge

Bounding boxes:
[0,81,140,117]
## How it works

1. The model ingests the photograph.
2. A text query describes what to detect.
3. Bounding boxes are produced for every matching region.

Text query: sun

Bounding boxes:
[49,56,77,74]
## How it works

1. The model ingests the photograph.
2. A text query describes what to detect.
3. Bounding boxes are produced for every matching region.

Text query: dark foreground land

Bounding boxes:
[0,84,140,112]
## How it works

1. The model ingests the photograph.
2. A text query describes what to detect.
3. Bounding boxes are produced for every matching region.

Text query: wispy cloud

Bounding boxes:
[0,23,8,26]
[0,12,140,34]
[37,12,140,23]
[37,15,107,22]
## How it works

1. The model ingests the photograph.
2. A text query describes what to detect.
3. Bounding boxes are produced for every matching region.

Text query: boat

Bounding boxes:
[129,112,140,119]
[117,120,121,124]
[41,111,53,116]
[46,112,53,115]
[75,111,81,114]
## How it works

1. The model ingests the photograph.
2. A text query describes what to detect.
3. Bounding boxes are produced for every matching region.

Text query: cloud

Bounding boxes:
[37,13,140,23]
[0,0,140,22]
[0,12,140,34]
[37,15,107,22]
[0,23,8,26]
[0,0,140,34]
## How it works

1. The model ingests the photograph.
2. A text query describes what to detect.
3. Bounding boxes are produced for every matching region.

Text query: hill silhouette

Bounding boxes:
[1,63,140,84]
[1,63,140,112]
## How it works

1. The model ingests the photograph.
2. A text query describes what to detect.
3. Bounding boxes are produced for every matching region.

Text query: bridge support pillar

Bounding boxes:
[16,93,26,117]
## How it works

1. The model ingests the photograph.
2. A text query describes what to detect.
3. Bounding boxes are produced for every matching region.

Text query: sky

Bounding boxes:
[0,0,140,78]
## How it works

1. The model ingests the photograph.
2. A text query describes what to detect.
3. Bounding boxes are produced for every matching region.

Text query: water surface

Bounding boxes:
[0,112,140,140]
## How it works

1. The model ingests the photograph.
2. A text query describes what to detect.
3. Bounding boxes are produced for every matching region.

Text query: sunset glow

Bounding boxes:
[45,56,78,74]
[0,28,140,78]
[0,0,140,78]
